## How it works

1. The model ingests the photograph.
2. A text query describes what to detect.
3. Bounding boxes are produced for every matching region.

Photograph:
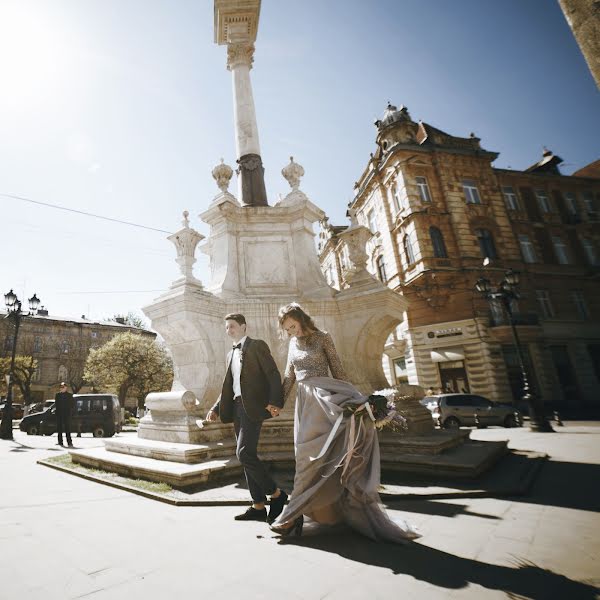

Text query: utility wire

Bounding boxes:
[1,193,174,234]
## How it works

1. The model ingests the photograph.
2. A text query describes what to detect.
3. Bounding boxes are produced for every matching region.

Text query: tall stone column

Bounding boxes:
[215,0,268,206]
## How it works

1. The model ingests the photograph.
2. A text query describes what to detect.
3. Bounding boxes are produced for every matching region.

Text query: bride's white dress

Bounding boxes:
[272,331,421,543]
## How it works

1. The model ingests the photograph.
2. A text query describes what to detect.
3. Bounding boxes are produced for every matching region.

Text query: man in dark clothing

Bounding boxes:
[55,382,74,447]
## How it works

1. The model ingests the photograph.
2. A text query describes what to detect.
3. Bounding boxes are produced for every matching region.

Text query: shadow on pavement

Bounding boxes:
[525,460,600,513]
[382,498,501,520]
[281,532,598,599]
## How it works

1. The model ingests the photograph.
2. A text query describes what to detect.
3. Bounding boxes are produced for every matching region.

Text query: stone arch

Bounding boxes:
[353,313,404,393]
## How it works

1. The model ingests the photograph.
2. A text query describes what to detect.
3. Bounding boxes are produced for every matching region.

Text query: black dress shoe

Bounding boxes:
[267,490,288,524]
[234,506,267,522]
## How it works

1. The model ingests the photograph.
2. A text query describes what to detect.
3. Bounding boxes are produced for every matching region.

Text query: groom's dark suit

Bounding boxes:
[211,337,283,504]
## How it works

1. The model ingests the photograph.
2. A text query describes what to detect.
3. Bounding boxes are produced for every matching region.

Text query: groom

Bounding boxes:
[206,313,287,523]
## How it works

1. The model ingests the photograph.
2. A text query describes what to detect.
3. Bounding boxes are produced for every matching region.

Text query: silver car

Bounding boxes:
[424,393,522,429]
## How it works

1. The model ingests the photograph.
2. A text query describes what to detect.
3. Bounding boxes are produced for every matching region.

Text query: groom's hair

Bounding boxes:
[224,313,246,326]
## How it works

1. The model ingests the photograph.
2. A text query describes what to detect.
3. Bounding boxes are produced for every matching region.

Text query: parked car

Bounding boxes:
[0,402,24,419]
[19,394,123,437]
[423,393,522,429]
[27,400,55,415]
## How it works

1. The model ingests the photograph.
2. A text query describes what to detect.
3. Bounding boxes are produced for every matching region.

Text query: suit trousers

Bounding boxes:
[57,412,72,446]
[233,399,276,503]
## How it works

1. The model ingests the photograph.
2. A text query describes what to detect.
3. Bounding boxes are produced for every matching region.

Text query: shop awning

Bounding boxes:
[430,346,465,363]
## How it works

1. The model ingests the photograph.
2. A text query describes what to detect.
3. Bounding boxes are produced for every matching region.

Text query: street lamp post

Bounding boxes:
[0,289,41,440]
[475,270,553,433]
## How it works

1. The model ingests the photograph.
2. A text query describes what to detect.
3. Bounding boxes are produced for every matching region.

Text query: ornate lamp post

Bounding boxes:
[1,289,41,440]
[474,271,553,432]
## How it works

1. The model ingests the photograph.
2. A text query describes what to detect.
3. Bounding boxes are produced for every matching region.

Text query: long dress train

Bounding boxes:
[273,376,421,543]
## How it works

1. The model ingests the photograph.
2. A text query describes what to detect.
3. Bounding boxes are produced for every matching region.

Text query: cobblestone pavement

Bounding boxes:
[1,424,599,599]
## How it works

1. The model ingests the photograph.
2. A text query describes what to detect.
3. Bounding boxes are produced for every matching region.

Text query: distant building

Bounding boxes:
[0,308,156,407]
[319,102,600,415]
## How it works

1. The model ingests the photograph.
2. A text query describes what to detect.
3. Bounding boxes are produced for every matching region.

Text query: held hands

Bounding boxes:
[266,404,281,417]
[205,409,218,423]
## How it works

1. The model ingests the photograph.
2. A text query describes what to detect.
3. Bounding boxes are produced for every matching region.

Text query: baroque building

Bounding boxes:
[0,308,155,407]
[319,103,600,414]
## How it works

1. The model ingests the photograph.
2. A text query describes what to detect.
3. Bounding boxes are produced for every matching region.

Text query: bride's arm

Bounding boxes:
[282,346,296,403]
[323,332,348,381]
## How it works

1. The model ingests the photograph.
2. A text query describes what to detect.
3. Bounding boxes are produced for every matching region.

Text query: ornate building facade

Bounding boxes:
[319,103,600,414]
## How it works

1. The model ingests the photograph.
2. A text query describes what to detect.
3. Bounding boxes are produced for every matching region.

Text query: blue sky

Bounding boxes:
[0,0,598,323]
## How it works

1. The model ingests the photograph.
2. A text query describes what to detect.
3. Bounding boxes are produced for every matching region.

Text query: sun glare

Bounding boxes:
[0,1,69,109]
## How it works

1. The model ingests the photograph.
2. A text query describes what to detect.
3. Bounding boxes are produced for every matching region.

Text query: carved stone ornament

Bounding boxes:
[282,156,304,192]
[212,158,234,193]
[167,211,205,287]
[278,156,308,206]
[338,209,374,284]
[227,42,255,70]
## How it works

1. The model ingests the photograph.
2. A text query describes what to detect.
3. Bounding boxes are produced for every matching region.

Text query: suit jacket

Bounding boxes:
[55,391,73,416]
[211,337,283,424]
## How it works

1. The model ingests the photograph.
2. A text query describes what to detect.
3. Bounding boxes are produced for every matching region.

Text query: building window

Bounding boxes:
[581,239,598,265]
[62,340,69,354]
[519,234,537,263]
[91,331,98,339]
[535,190,552,213]
[376,255,387,283]
[475,228,497,259]
[340,244,350,270]
[33,336,43,353]
[564,193,578,215]
[502,186,519,210]
[429,226,448,258]
[571,290,589,320]
[582,191,596,215]
[367,209,378,233]
[4,336,14,351]
[393,357,408,383]
[391,183,402,212]
[415,176,432,203]
[32,367,41,383]
[403,233,416,265]
[462,180,481,204]
[535,290,555,319]
[58,365,68,381]
[552,236,570,264]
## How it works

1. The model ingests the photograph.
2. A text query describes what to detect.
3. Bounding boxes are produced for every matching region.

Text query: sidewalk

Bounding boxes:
[1,425,599,599]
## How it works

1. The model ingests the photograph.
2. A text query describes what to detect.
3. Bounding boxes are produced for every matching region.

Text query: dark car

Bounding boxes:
[0,403,24,420]
[423,393,522,429]
[20,394,123,437]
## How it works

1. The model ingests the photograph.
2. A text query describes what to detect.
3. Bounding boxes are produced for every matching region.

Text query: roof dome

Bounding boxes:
[375,102,412,130]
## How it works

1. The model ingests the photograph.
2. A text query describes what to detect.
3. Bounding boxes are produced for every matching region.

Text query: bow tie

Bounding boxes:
[232,343,242,350]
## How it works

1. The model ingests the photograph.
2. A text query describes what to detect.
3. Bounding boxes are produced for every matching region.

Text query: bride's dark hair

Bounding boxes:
[277,303,320,339]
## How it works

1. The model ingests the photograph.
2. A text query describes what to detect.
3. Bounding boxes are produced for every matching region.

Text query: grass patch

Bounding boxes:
[44,453,174,495]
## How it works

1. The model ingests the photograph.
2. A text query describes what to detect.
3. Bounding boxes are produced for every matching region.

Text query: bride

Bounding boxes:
[270,303,421,543]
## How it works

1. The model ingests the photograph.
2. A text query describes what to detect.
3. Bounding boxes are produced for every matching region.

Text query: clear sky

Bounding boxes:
[1,0,598,324]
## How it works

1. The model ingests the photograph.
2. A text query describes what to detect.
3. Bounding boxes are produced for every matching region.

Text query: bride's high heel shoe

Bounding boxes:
[270,515,304,537]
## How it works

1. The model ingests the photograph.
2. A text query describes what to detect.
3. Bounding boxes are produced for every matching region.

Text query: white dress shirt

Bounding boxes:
[231,336,247,398]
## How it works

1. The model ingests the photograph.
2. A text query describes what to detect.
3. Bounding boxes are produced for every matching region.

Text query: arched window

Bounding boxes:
[475,228,498,259]
[403,233,415,265]
[429,226,448,258]
[376,255,387,283]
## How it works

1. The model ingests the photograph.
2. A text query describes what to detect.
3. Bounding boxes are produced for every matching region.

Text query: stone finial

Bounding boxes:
[281,156,305,192]
[167,211,205,288]
[212,158,234,193]
[278,156,308,206]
